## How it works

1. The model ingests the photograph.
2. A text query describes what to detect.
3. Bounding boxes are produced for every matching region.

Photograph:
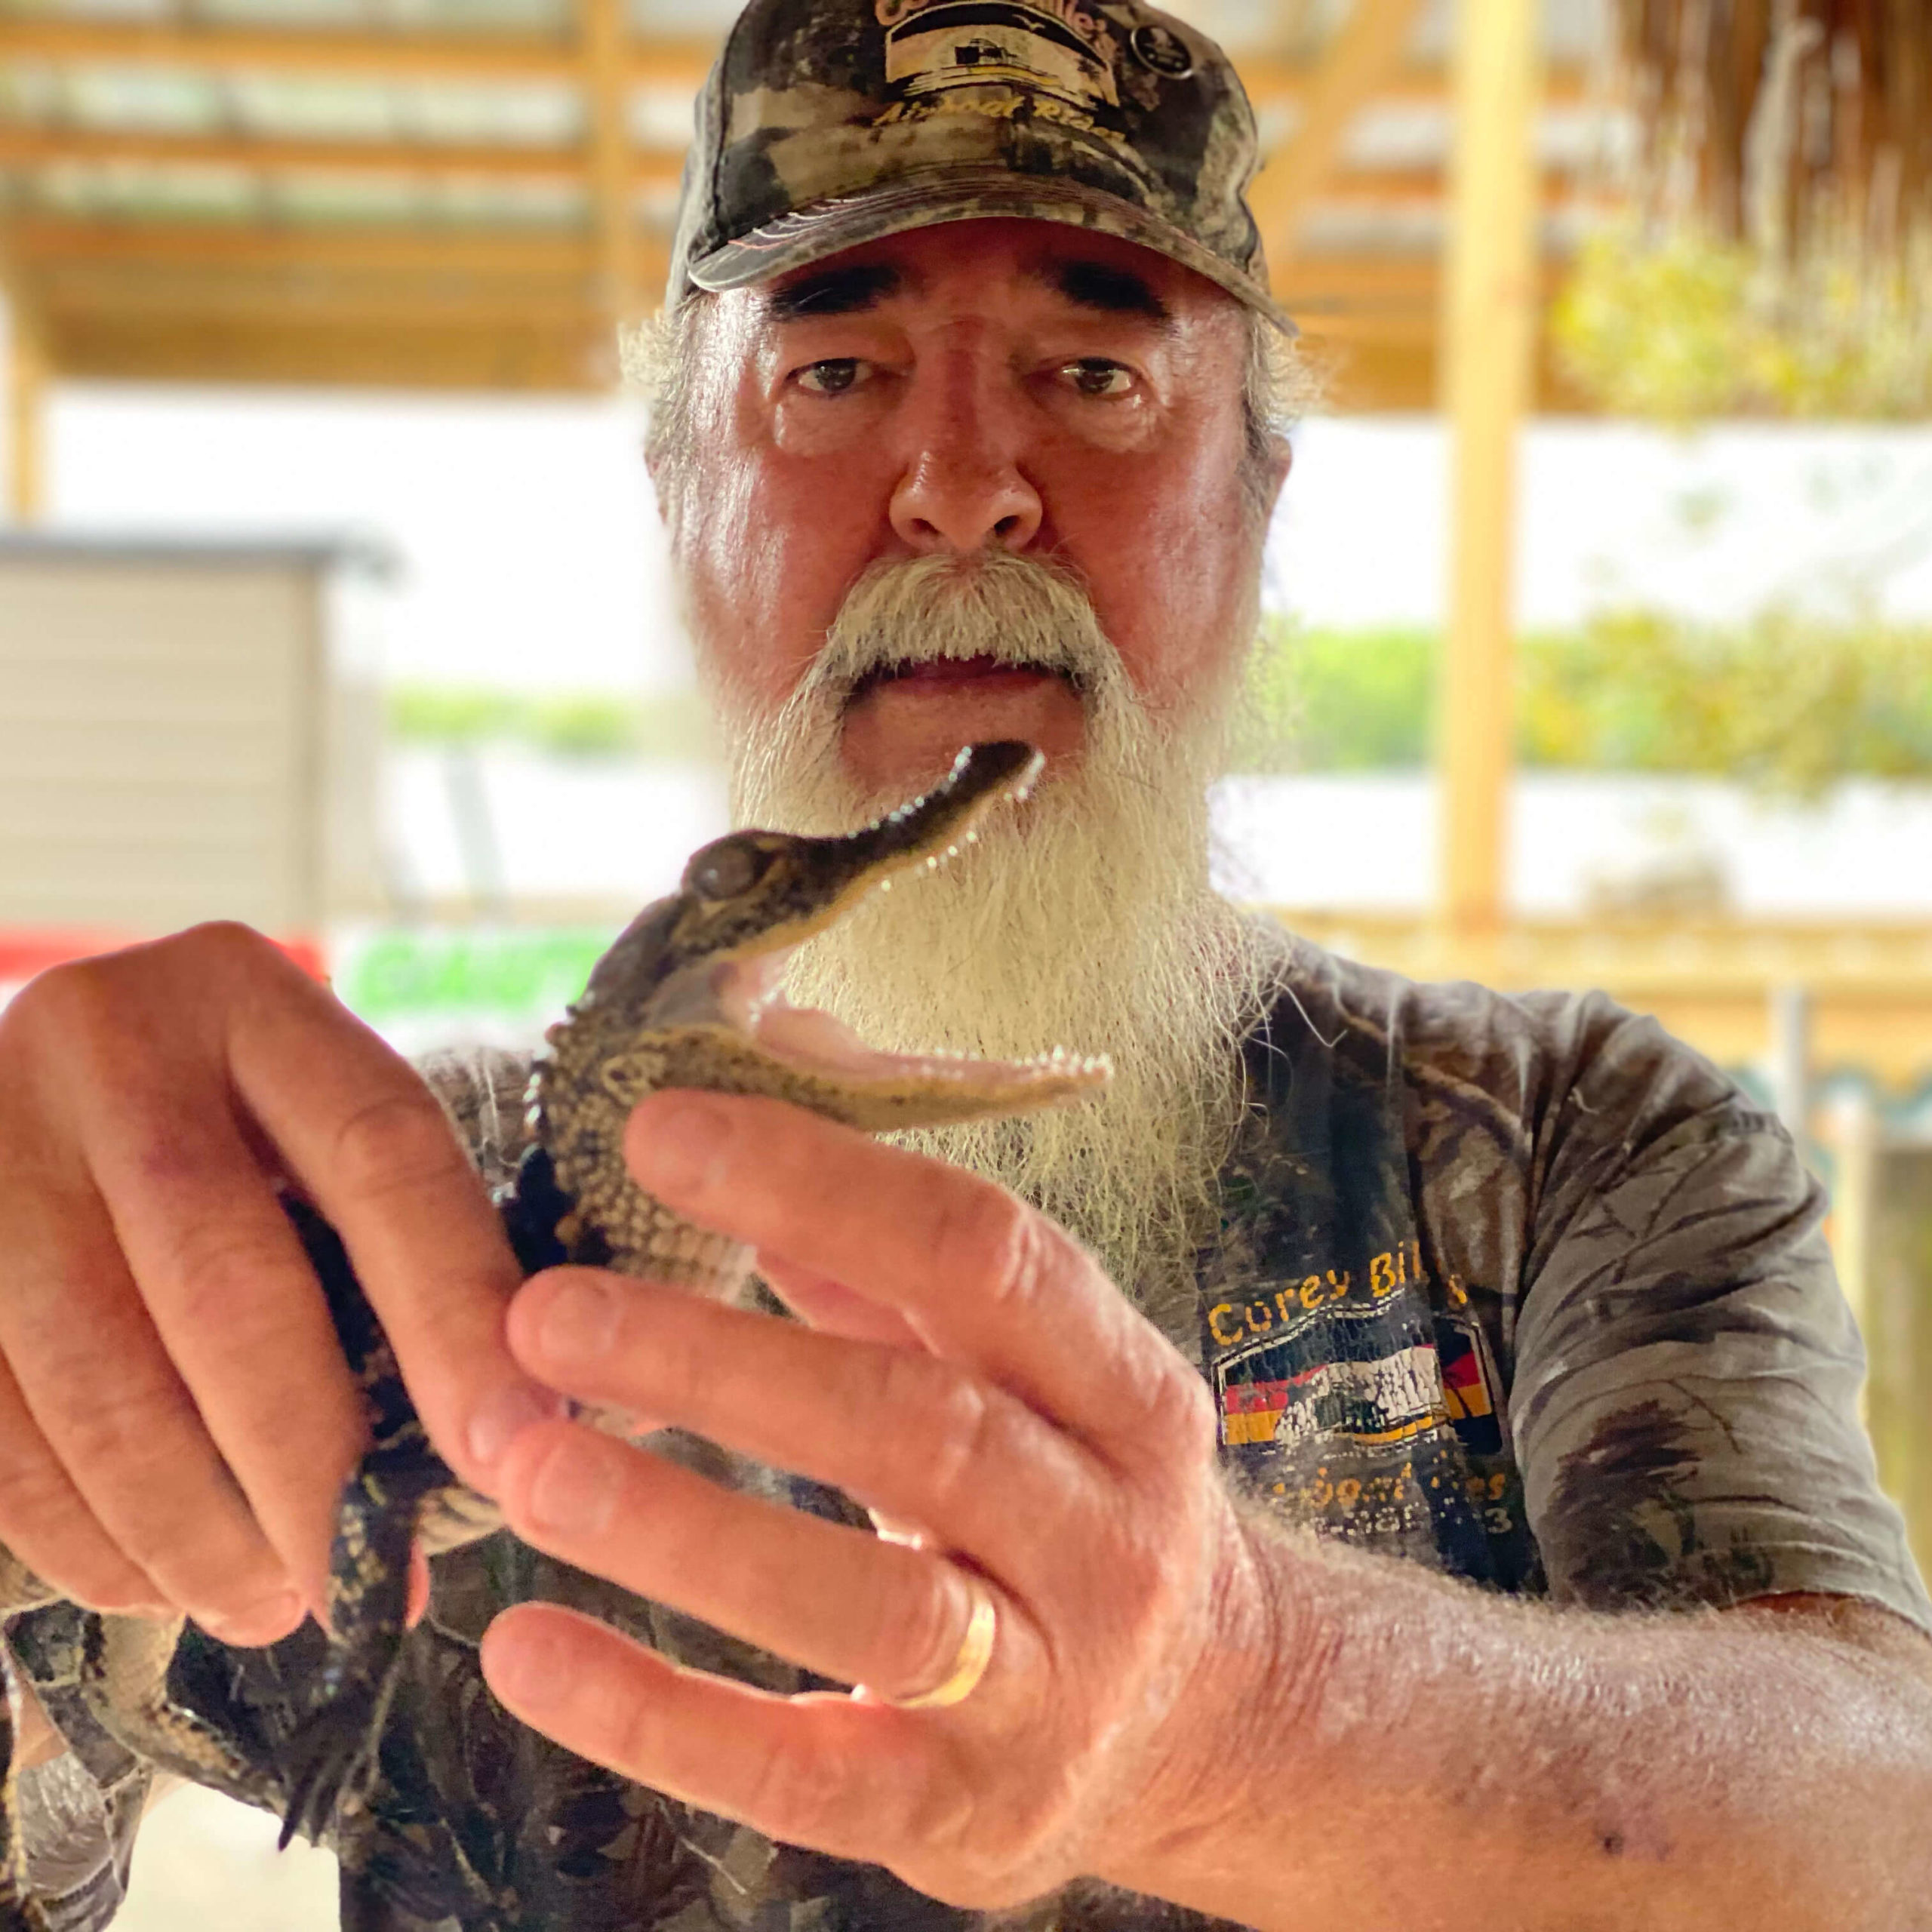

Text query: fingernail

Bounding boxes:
[527,1435,618,1537]
[632,1096,733,1197]
[469,1380,564,1469]
[537,1276,620,1366]
[201,1590,303,1645]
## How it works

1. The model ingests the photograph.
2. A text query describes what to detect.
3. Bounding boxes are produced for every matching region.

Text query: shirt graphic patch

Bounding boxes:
[1213,1286,1451,1455]
[1432,1310,1503,1457]
[1218,1343,1442,1448]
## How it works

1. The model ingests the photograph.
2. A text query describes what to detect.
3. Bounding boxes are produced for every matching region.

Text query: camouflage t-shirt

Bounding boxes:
[10,931,1930,1931]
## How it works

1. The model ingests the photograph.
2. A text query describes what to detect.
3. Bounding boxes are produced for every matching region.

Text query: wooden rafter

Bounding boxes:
[0,14,716,85]
[0,123,686,191]
[8,219,598,275]
[1249,0,1431,281]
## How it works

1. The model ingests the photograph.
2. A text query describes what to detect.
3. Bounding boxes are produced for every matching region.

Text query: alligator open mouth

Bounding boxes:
[648,740,1108,1121]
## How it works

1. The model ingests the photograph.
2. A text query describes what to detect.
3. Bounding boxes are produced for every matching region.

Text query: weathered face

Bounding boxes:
[663,217,1283,800]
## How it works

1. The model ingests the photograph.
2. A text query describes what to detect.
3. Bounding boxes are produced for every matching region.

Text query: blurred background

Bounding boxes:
[1,0,1929,1922]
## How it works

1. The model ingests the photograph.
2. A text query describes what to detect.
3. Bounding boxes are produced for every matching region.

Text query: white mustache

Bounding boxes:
[809,550,1123,707]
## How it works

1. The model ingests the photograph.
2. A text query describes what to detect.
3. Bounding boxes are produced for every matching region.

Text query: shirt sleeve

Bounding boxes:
[1509,1011,1932,1632]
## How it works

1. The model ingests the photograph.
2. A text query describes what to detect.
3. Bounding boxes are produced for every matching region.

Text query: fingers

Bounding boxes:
[74,1103,369,1623]
[481,1607,944,1870]
[0,1174,309,1640]
[493,1417,1027,1706]
[212,939,557,1488]
[0,924,546,1641]
[506,1270,1095,1589]
[623,1094,1210,1468]
[0,1347,168,1617]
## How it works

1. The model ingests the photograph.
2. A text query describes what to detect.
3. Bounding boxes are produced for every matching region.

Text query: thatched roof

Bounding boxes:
[1616,0,1930,264]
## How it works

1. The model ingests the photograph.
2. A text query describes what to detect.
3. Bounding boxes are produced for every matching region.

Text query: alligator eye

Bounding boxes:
[687,839,768,900]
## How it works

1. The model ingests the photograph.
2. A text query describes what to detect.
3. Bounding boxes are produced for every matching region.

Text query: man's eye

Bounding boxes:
[1063,358,1134,398]
[795,358,866,395]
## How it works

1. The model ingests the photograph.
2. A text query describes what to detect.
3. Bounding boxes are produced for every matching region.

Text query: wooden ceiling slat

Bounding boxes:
[11,217,598,275]
[45,307,612,389]
[0,10,1598,407]
[0,122,685,185]
[0,15,715,85]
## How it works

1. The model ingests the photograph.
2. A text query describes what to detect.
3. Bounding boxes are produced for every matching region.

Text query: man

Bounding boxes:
[3,0,1931,1924]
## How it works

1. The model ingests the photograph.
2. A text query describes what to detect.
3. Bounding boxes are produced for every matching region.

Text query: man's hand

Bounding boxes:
[478,1090,1275,1912]
[0,924,555,1644]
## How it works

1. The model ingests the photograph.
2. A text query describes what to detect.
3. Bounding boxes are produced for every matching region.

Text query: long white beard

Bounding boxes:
[711,552,1269,1345]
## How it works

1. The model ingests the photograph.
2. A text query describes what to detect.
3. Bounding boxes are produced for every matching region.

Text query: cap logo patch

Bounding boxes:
[1128,21,1192,78]
[875,0,1120,107]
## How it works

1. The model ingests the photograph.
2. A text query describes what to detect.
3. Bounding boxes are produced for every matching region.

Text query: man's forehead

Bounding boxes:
[752,223,1200,327]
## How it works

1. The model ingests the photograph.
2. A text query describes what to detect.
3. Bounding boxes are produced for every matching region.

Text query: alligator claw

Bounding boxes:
[276,1662,398,1850]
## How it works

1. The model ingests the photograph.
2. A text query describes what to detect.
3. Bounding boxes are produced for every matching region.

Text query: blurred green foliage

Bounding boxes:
[1237,612,1932,797]
[1236,625,1435,771]
[1553,225,1932,424]
[388,684,714,760]
[392,616,1932,798]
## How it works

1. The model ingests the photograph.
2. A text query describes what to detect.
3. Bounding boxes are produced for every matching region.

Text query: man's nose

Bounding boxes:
[887,346,1043,553]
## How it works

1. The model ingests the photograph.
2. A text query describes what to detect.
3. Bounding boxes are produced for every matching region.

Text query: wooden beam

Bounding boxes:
[6,281,48,521]
[0,123,685,191]
[581,0,635,336]
[35,272,625,331]
[10,218,598,278]
[0,16,718,86]
[42,306,610,391]
[1437,0,1542,952]
[1236,53,1587,107]
[1251,0,1429,280]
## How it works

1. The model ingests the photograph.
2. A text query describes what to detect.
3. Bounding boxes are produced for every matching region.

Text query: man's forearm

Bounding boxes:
[1116,1522,1932,1932]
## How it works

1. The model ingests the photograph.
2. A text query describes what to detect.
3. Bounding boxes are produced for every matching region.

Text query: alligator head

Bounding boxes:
[531,741,1109,1292]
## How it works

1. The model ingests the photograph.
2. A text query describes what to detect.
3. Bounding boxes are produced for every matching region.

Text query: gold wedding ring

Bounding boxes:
[885,1583,998,1711]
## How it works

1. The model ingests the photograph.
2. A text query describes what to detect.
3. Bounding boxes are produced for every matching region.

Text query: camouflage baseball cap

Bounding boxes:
[667,0,1293,332]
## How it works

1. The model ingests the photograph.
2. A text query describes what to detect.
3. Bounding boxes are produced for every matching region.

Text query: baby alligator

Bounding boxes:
[0,741,1106,1928]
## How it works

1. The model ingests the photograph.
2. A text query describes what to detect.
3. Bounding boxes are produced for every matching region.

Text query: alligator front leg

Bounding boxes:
[277,1438,455,1850]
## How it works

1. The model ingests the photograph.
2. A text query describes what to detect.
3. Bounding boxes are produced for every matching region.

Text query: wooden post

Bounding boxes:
[1863,1142,1932,1581]
[6,280,47,521]
[1437,0,1540,957]
[581,0,635,343]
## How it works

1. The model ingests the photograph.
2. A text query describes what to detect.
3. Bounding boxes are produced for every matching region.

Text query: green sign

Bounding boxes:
[338,928,616,1025]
